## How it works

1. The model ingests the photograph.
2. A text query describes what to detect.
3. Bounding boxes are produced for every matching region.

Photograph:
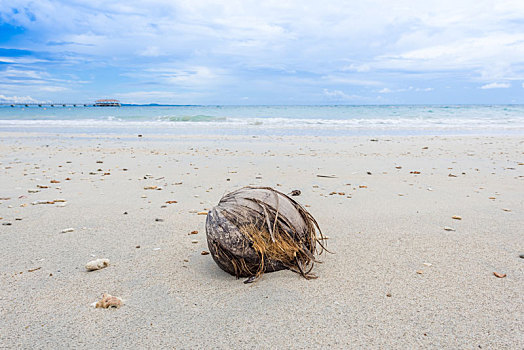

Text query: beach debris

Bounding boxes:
[152,247,161,251]
[155,218,164,222]
[290,190,301,196]
[452,215,462,220]
[410,171,421,174]
[519,254,524,259]
[61,228,75,233]
[85,258,110,271]
[96,160,103,163]
[94,293,123,309]
[27,267,41,273]
[27,189,40,193]
[423,262,432,267]
[395,166,402,169]
[2,222,12,226]
[206,186,327,283]
[502,208,511,212]
[37,185,49,189]
[189,230,198,235]
[165,200,178,204]
[366,171,372,175]
[191,240,199,244]
[448,173,457,177]
[493,272,507,278]
[316,174,337,178]
[201,250,210,255]
[50,180,60,183]
[31,200,54,205]
[422,146,428,149]
[138,134,143,137]
[197,211,208,215]
[144,186,158,190]
[443,226,455,231]
[416,270,424,274]
[359,185,367,188]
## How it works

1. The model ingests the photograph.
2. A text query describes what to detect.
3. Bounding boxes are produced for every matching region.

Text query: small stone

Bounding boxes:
[191,240,198,244]
[197,211,208,215]
[190,230,198,235]
[443,226,455,231]
[416,270,424,274]
[136,245,140,248]
[28,189,40,193]
[2,222,12,226]
[61,228,74,233]
[155,218,164,222]
[423,262,432,267]
[519,254,524,259]
[452,215,462,220]
[502,208,511,212]
[85,258,110,271]
[201,251,210,255]
[386,293,392,297]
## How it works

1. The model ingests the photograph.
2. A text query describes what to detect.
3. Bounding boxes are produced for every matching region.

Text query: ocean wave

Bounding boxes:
[0,116,523,130]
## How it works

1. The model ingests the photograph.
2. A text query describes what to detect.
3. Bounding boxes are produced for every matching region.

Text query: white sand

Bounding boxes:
[0,133,523,348]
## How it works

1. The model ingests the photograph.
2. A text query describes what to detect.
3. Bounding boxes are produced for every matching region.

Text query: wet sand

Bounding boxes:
[0,132,523,348]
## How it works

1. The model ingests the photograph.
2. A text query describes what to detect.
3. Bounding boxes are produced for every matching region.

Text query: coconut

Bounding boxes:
[206,186,326,283]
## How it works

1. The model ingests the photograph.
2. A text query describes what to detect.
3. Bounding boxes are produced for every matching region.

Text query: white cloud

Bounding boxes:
[322,88,360,100]
[480,82,511,89]
[0,94,39,103]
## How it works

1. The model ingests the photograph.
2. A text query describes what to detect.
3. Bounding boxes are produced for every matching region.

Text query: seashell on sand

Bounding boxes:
[93,293,123,309]
[85,258,110,271]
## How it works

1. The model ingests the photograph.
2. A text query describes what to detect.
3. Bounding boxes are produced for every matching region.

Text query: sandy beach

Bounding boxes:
[0,132,522,349]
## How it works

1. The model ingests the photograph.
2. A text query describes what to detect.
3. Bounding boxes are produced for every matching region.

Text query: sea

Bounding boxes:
[0,105,523,137]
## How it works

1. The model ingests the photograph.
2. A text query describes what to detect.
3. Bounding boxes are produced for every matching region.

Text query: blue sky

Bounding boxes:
[1,0,523,104]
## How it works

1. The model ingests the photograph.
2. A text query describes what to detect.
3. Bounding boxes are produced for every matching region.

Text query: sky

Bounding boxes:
[0,0,523,105]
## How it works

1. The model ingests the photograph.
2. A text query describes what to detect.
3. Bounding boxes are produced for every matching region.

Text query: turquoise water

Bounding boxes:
[0,105,523,136]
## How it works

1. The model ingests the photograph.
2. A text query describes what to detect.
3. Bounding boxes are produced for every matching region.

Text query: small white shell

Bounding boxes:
[85,258,110,271]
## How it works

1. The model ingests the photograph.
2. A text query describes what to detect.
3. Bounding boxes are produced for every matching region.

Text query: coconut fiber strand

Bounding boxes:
[206,186,327,283]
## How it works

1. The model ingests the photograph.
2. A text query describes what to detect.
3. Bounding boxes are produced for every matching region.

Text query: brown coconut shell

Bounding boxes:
[205,186,326,283]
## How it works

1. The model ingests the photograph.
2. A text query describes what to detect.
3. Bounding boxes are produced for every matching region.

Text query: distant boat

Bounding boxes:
[94,99,121,107]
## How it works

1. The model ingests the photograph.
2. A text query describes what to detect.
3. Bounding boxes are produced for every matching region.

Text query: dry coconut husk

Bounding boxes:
[206,186,327,283]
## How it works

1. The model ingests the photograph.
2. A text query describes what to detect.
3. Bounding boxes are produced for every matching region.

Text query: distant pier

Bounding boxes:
[1,99,121,107]
[0,103,92,107]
